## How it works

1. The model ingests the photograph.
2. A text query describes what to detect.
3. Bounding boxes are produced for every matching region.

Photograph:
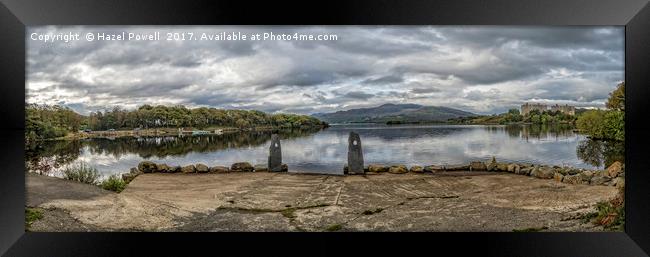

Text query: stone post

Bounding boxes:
[347,131,364,174]
[268,134,283,172]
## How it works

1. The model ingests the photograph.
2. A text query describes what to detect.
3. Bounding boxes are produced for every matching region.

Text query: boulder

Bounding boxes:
[553,172,564,182]
[614,177,625,189]
[424,165,445,173]
[195,164,209,173]
[231,162,254,172]
[531,166,554,179]
[580,170,594,183]
[122,173,138,184]
[506,164,520,173]
[138,161,158,173]
[156,164,171,173]
[446,164,470,171]
[469,161,487,171]
[254,164,269,172]
[410,165,424,173]
[181,165,196,173]
[516,167,532,176]
[209,166,230,173]
[563,174,588,185]
[607,161,624,178]
[368,164,388,173]
[496,163,509,172]
[486,157,498,171]
[129,167,141,175]
[388,165,408,174]
[564,168,582,175]
[170,166,182,173]
[590,175,612,186]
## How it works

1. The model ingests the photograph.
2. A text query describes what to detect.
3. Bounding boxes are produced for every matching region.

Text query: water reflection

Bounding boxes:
[26,124,624,177]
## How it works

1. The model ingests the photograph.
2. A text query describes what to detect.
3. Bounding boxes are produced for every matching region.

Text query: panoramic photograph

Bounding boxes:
[25,26,625,232]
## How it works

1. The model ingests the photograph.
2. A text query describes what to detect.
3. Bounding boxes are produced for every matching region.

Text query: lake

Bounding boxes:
[26,124,624,178]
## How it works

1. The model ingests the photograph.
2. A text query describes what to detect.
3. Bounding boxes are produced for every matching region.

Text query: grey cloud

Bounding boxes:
[27,26,624,115]
[362,75,403,85]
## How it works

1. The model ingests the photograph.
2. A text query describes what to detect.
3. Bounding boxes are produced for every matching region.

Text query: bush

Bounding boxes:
[62,162,100,185]
[576,110,624,141]
[603,110,624,141]
[100,175,127,192]
[576,110,606,139]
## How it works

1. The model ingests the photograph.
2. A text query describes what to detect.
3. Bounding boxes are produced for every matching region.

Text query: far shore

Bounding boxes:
[40,125,327,141]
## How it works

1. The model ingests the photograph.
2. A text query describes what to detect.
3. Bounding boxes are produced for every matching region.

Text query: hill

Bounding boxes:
[312,103,476,124]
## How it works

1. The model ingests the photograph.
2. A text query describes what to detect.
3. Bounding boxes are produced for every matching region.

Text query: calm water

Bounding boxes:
[26,124,624,178]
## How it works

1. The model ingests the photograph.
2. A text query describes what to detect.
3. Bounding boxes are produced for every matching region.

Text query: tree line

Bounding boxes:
[26,104,328,141]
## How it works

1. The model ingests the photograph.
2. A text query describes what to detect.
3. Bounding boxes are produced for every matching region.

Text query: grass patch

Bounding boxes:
[513,226,548,232]
[25,207,44,229]
[281,208,297,219]
[325,223,343,232]
[100,175,127,193]
[62,162,100,185]
[362,208,384,215]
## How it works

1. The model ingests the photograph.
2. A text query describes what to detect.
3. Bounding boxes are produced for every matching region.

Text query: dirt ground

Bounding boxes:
[26,171,618,232]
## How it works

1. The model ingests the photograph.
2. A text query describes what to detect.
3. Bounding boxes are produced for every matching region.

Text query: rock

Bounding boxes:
[553,172,564,182]
[590,175,612,186]
[195,163,209,173]
[268,134,283,172]
[129,167,141,174]
[564,168,582,175]
[496,163,509,172]
[563,174,588,185]
[469,161,487,171]
[388,165,408,174]
[507,164,520,173]
[614,177,625,188]
[580,170,594,182]
[209,166,230,173]
[138,161,158,173]
[156,164,171,173]
[517,167,532,176]
[122,173,138,183]
[486,157,497,171]
[446,164,470,171]
[368,164,388,173]
[170,166,182,173]
[424,165,445,173]
[530,166,554,179]
[347,132,364,174]
[231,162,254,172]
[254,164,269,172]
[410,165,424,173]
[181,165,196,173]
[607,161,624,178]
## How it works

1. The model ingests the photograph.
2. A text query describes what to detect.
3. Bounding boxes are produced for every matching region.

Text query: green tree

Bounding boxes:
[576,110,606,139]
[607,82,625,111]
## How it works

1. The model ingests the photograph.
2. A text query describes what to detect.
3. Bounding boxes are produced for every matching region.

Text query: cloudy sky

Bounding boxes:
[27,26,624,115]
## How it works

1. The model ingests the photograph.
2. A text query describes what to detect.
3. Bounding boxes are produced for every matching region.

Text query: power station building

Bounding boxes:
[521,103,575,116]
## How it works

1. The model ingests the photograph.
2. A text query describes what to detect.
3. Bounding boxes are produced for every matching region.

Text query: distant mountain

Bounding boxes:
[312,103,477,124]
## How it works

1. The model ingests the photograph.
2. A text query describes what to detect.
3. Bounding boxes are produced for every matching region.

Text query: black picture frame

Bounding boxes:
[1,0,649,256]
